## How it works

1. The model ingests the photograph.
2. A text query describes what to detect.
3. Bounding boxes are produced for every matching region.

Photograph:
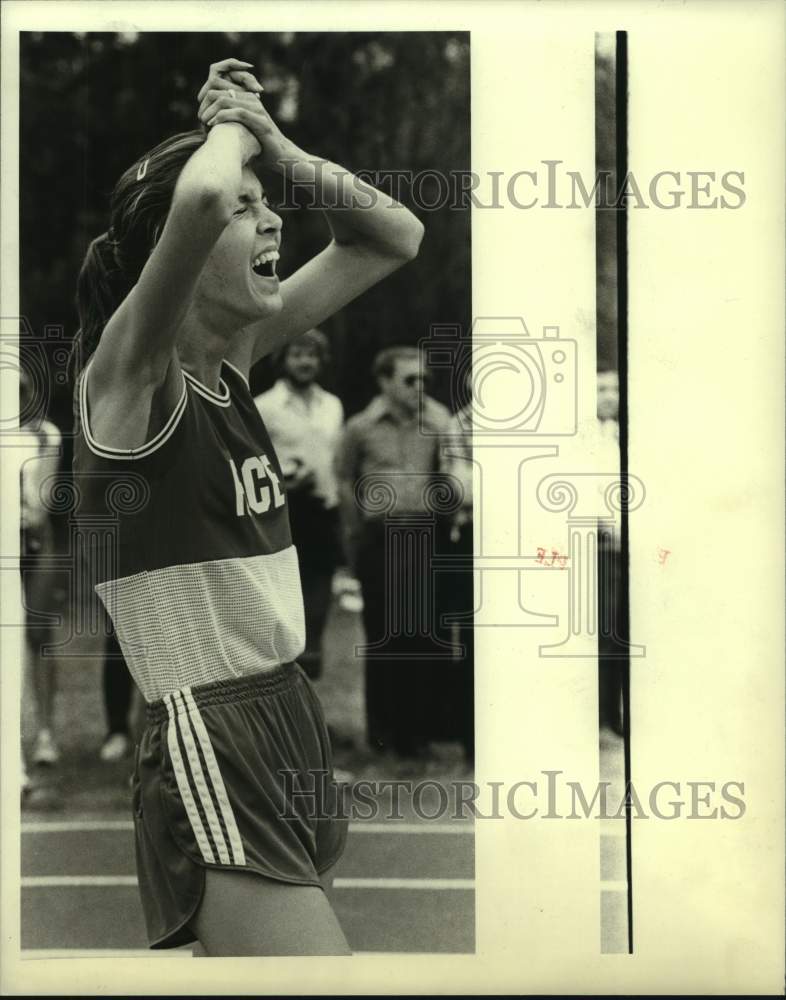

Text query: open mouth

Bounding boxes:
[251,249,279,280]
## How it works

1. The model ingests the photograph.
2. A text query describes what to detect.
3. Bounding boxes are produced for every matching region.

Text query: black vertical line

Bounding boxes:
[615,29,634,956]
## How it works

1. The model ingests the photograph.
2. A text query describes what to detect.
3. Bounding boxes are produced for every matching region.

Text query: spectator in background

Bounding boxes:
[336,346,450,758]
[597,368,620,430]
[99,625,138,761]
[597,368,624,735]
[19,367,62,770]
[438,398,475,767]
[254,329,344,681]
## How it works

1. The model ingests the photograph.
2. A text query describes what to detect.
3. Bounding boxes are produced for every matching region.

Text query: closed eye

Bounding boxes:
[235,197,274,216]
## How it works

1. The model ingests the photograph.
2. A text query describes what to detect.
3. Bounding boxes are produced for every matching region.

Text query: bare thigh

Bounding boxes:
[189,868,351,957]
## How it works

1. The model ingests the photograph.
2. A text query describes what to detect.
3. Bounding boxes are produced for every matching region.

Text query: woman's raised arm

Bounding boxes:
[197,81,425,372]
[91,123,259,391]
[81,60,265,449]
[247,152,425,363]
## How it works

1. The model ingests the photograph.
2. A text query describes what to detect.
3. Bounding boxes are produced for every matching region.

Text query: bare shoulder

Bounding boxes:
[81,346,184,453]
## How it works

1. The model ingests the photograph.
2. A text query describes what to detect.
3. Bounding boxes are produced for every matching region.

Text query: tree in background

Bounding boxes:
[594,41,618,373]
[20,31,471,428]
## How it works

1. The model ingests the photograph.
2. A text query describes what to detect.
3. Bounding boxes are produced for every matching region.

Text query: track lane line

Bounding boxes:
[333,878,474,890]
[22,820,474,835]
[22,949,193,959]
[20,949,416,958]
[22,875,475,890]
[22,876,138,887]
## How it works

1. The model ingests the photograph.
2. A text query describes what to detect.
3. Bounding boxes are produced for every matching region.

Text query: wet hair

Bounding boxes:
[70,130,207,379]
[372,345,421,382]
[275,328,331,374]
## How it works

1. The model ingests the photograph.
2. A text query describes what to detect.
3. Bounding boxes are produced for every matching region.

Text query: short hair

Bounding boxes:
[275,328,331,373]
[372,345,422,381]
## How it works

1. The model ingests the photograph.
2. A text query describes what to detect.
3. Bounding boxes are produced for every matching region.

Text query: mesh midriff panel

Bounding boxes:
[95,547,306,702]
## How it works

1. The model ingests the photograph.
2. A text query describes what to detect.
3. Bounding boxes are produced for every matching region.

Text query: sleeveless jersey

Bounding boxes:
[73,358,305,702]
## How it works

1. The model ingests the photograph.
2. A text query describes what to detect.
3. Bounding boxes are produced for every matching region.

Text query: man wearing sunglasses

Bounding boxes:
[336,346,451,760]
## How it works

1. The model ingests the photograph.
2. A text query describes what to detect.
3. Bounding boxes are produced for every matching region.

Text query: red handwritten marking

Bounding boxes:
[657,547,671,566]
[536,547,568,568]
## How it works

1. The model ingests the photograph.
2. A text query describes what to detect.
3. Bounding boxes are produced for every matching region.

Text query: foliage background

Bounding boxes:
[594,39,618,373]
[20,32,620,432]
[20,30,472,430]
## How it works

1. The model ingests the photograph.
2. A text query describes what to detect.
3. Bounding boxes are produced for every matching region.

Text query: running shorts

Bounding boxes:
[132,662,348,949]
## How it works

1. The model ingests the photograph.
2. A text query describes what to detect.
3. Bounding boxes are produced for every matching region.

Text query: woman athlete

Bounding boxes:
[71,58,423,956]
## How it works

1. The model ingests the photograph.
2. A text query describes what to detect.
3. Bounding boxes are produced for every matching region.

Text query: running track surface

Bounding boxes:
[20,604,476,956]
[21,817,475,955]
[19,607,628,956]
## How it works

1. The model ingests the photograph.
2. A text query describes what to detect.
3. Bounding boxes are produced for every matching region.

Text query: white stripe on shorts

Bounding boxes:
[182,689,246,865]
[163,694,216,864]
[170,691,231,865]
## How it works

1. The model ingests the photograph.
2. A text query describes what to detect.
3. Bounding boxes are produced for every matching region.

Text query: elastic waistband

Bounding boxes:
[146,662,301,724]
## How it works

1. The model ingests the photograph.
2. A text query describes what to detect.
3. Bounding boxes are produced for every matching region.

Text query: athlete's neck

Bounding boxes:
[177,314,236,391]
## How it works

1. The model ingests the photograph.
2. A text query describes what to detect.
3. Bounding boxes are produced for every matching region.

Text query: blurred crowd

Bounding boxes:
[20,333,476,795]
[20,333,624,796]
